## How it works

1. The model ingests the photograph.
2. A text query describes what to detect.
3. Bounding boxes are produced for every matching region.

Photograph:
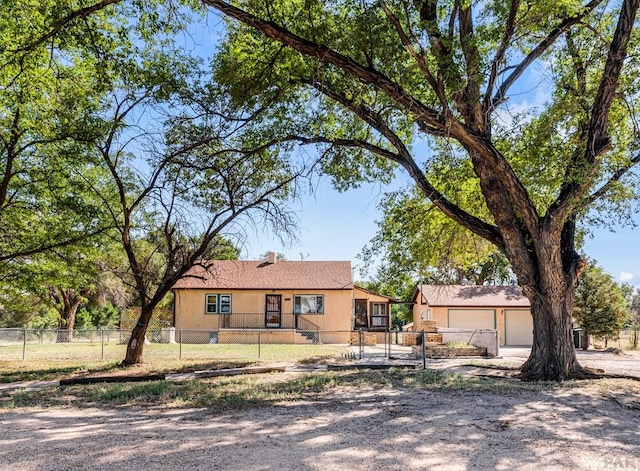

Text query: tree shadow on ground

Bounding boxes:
[1,369,639,470]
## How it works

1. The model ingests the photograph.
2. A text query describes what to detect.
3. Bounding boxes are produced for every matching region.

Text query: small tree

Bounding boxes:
[88,47,302,365]
[573,262,628,348]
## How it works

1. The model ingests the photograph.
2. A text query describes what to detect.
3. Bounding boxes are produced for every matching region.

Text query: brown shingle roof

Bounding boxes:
[173,260,353,290]
[414,284,530,307]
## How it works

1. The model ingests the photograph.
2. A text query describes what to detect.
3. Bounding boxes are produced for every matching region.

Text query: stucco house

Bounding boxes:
[411,284,533,346]
[171,253,392,343]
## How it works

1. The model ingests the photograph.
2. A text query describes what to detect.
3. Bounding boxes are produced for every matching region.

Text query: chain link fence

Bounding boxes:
[0,328,415,363]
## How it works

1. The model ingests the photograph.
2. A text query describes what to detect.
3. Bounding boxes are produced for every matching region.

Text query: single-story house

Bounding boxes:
[171,252,393,343]
[411,284,533,346]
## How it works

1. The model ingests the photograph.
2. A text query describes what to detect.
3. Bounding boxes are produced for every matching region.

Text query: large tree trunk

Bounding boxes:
[497,217,591,381]
[520,285,586,381]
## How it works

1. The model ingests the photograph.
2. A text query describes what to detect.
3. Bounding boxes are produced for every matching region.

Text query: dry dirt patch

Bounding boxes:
[1,349,639,470]
[1,376,639,471]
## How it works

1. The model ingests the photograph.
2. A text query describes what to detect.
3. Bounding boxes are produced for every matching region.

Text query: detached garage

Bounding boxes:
[412,285,532,346]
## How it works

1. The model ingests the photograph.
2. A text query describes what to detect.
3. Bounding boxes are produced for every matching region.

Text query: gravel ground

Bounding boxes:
[432,347,640,377]
[0,348,639,471]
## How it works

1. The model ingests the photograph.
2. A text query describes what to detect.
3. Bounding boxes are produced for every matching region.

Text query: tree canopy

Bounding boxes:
[4,0,640,379]
[204,0,640,380]
[0,1,302,364]
[360,184,512,287]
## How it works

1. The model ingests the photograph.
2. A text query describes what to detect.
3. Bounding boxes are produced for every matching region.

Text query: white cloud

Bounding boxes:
[619,272,635,283]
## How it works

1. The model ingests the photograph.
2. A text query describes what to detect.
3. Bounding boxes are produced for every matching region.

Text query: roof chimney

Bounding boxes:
[267,251,276,264]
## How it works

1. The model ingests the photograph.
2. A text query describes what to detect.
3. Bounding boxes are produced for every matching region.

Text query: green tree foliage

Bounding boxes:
[0,231,126,334]
[75,302,120,329]
[0,1,137,331]
[202,0,640,381]
[573,262,629,348]
[7,1,640,380]
[361,185,512,286]
[0,287,38,327]
[24,307,60,330]
[0,1,128,265]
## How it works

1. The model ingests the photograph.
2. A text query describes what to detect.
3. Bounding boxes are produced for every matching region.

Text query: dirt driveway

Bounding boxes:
[1,350,639,471]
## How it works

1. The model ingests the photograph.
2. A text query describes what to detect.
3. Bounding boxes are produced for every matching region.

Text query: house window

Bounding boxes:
[294,295,324,314]
[219,295,232,313]
[206,294,218,314]
[371,303,388,327]
[205,294,232,314]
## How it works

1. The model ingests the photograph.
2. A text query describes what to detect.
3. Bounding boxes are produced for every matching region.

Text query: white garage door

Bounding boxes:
[447,309,495,330]
[505,309,533,346]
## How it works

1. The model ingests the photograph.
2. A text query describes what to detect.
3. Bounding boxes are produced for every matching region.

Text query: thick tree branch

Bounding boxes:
[548,0,640,227]
[585,0,639,162]
[483,0,519,122]
[447,122,541,237]
[204,0,445,130]
[458,3,483,131]
[492,0,604,108]
[305,80,504,248]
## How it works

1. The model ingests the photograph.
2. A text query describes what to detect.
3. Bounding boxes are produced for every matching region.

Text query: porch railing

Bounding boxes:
[295,315,320,344]
[215,313,320,332]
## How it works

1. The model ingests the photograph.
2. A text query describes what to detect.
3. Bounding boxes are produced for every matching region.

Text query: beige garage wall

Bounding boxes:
[504,309,533,346]
[447,309,496,330]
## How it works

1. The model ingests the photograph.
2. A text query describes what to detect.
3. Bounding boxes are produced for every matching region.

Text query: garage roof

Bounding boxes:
[414,284,530,307]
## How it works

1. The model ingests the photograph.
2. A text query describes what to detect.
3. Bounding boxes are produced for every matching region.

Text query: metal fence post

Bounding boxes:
[179,329,183,359]
[258,331,261,358]
[22,328,27,361]
[359,328,363,359]
[385,328,389,359]
[422,329,426,369]
[101,329,105,360]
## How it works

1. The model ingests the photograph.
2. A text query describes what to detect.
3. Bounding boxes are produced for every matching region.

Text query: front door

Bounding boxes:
[354,299,368,328]
[265,295,282,328]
